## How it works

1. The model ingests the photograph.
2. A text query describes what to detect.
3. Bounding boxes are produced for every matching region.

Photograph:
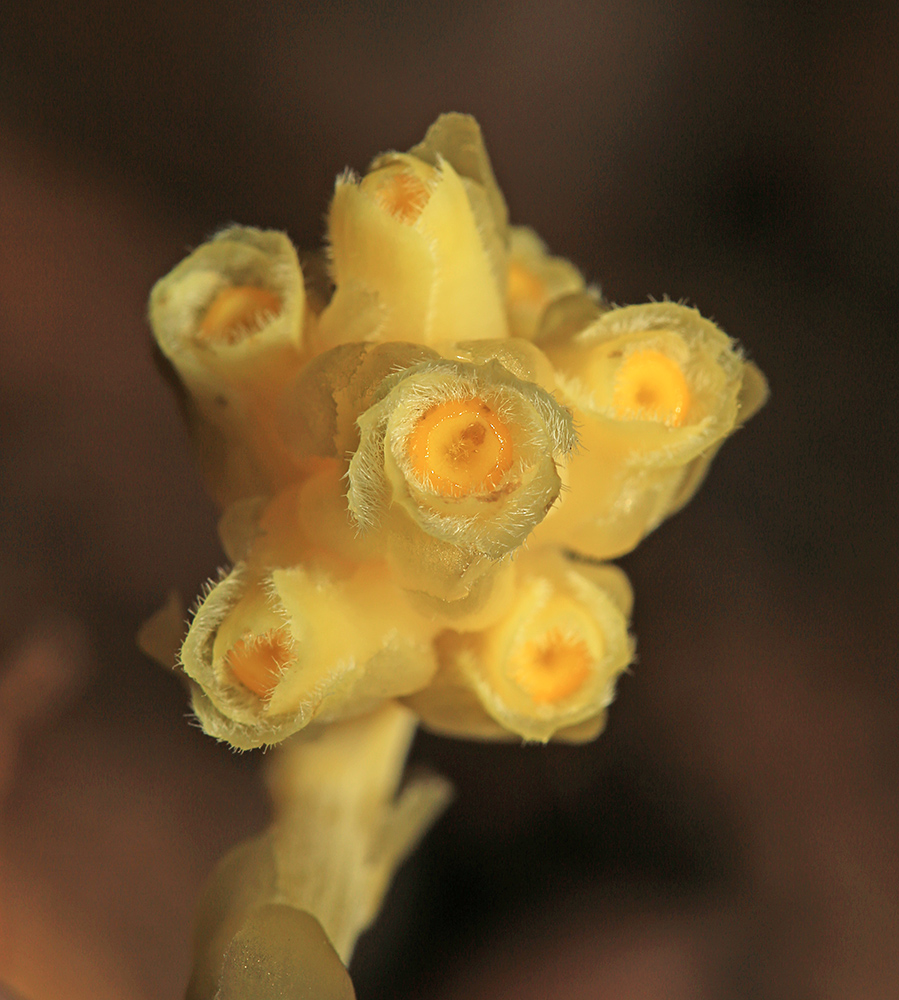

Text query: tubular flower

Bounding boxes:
[346,357,576,601]
[533,301,769,559]
[405,548,635,743]
[181,563,438,750]
[149,226,308,505]
[313,147,507,353]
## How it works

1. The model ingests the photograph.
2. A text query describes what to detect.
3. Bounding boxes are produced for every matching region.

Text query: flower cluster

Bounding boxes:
[150,114,766,750]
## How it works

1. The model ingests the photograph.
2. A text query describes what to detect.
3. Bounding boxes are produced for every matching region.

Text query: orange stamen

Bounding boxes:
[364,167,431,224]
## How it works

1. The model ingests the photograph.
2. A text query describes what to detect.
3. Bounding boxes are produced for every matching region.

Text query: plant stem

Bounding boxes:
[265,702,452,963]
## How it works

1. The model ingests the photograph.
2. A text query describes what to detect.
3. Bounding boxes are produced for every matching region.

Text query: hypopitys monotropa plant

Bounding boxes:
[145,113,767,1000]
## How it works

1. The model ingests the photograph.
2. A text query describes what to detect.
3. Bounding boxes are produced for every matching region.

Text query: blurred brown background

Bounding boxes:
[1,2,897,998]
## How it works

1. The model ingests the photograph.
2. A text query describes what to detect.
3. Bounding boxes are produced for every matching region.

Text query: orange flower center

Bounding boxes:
[612,349,690,426]
[511,628,592,704]
[407,398,514,497]
[198,285,282,344]
[364,167,431,224]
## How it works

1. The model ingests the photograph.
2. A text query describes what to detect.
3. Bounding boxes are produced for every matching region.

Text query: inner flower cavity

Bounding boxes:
[198,285,283,345]
[362,164,432,225]
[612,348,690,426]
[510,627,592,704]
[407,397,514,497]
[224,628,294,698]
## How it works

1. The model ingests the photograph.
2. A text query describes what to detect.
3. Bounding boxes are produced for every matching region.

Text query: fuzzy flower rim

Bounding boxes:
[347,357,577,559]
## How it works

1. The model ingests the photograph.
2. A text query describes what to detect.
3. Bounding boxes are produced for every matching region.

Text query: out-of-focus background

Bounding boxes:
[1,2,897,998]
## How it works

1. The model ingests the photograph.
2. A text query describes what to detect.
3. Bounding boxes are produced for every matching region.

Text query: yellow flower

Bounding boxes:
[347,356,576,602]
[181,562,438,749]
[313,135,508,353]
[274,341,440,467]
[406,548,634,743]
[148,226,308,505]
[532,301,768,559]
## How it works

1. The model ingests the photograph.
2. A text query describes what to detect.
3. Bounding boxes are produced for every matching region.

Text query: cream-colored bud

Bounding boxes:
[181,563,438,749]
[534,301,768,559]
[406,549,634,743]
[149,226,308,505]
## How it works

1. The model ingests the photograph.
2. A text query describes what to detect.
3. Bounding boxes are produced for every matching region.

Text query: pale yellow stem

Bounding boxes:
[264,702,453,964]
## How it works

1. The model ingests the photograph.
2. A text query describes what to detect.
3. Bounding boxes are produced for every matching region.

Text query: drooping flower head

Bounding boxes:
[146,115,766,755]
